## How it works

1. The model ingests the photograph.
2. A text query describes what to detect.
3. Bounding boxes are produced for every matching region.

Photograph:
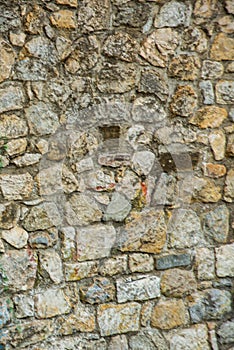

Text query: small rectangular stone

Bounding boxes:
[99,255,127,276]
[117,275,160,303]
[35,288,71,318]
[64,261,98,281]
[0,85,24,113]
[98,153,131,167]
[156,253,192,270]
[0,173,33,200]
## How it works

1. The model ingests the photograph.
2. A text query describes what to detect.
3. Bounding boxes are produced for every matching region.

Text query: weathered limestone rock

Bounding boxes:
[14,58,50,81]
[97,62,137,93]
[0,39,15,83]
[119,209,167,253]
[97,302,141,336]
[117,275,160,303]
[156,253,192,270]
[25,6,46,34]
[50,10,76,29]
[210,33,234,60]
[0,84,24,113]
[167,324,210,350]
[2,226,28,249]
[151,299,187,330]
[65,193,102,226]
[189,289,232,322]
[0,114,28,139]
[203,205,229,243]
[168,54,201,80]
[140,28,179,67]
[80,277,115,304]
[114,2,150,28]
[216,243,234,277]
[152,173,178,206]
[13,295,34,318]
[155,1,191,28]
[129,253,154,273]
[168,209,204,249]
[0,202,19,229]
[59,304,95,334]
[6,138,27,156]
[0,297,12,328]
[103,32,138,62]
[9,32,26,46]
[216,80,234,104]
[138,69,168,101]
[29,228,58,249]
[12,153,41,167]
[190,106,227,128]
[195,248,215,280]
[42,335,107,350]
[182,27,208,53]
[39,249,63,284]
[132,151,155,176]
[129,330,168,350]
[0,173,33,200]
[23,203,62,231]
[99,256,128,276]
[209,130,226,160]
[199,80,214,104]
[76,224,116,261]
[193,177,221,203]
[201,60,224,79]
[224,169,234,202]
[25,102,59,136]
[170,85,197,116]
[35,288,71,318]
[218,15,234,34]
[161,268,197,297]
[203,163,226,178]
[60,226,76,261]
[0,249,37,293]
[78,0,110,32]
[218,320,234,344]
[103,192,131,222]
[132,96,166,123]
[109,335,128,350]
[56,0,77,7]
[227,134,234,156]
[64,261,98,281]
[24,37,57,64]
[226,0,234,14]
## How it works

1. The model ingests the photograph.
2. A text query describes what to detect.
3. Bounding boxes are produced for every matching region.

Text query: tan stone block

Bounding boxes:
[161,268,197,297]
[190,106,227,128]
[35,288,71,318]
[203,163,226,178]
[6,138,27,157]
[56,0,77,7]
[194,0,217,18]
[194,178,222,203]
[0,173,33,200]
[209,130,226,160]
[2,226,28,249]
[168,54,201,80]
[170,85,197,116]
[59,304,96,334]
[0,39,15,83]
[227,134,234,156]
[50,10,76,29]
[224,169,234,202]
[210,33,234,60]
[151,299,187,330]
[9,32,26,47]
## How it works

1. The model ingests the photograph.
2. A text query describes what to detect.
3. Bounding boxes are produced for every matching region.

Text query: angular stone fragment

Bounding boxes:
[195,248,215,280]
[0,173,33,200]
[39,249,63,284]
[0,297,12,329]
[78,0,110,32]
[193,177,221,203]
[0,202,19,229]
[168,209,204,248]
[189,289,232,322]
[0,114,27,139]
[117,275,160,303]
[60,226,76,261]
[80,277,115,304]
[64,261,98,281]
[140,28,179,67]
[132,96,166,123]
[56,0,77,6]
[224,169,234,202]
[227,134,234,156]
[168,55,200,80]
[132,151,155,176]
[25,6,46,34]
[218,320,234,344]
[201,60,224,79]
[119,209,166,253]
[14,58,50,81]
[151,299,187,330]
[35,288,71,319]
[114,1,150,28]
[50,10,76,29]
[103,32,138,62]
[155,1,191,28]
[100,256,128,276]
[9,32,26,47]
[0,249,37,293]
[12,153,41,167]
[109,335,128,350]
[182,27,207,53]
[13,295,34,319]
[129,253,154,273]
[0,39,15,83]
[152,173,178,206]
[210,33,234,60]
[167,324,210,350]
[129,329,168,350]
[43,335,106,350]
[24,37,57,64]
[161,268,197,297]
[138,69,168,101]
[216,80,234,104]
[59,304,95,334]
[216,243,234,277]
[25,102,59,136]
[203,205,229,243]
[6,138,27,156]
[29,228,58,249]
[170,85,197,116]
[97,62,137,93]
[190,106,227,128]
[76,224,116,261]
[156,253,191,270]
[226,0,234,14]
[103,192,131,222]
[199,80,214,104]
[2,226,28,249]
[218,15,234,34]
[203,163,226,178]
[209,130,226,160]
[97,302,141,336]
[0,85,24,113]
[23,203,62,231]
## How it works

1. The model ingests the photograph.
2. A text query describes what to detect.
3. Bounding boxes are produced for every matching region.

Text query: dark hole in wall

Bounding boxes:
[159,152,200,172]
[99,126,120,141]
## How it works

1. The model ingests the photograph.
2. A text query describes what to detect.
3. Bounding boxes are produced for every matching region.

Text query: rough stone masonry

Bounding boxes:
[0,0,233,349]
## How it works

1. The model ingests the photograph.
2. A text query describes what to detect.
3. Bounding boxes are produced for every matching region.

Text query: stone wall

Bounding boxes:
[0,0,233,349]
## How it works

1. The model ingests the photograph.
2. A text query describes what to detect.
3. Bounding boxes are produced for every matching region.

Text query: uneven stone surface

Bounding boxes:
[190,106,228,128]
[156,253,192,270]
[23,203,62,231]
[195,248,215,280]
[0,173,33,200]
[80,277,115,304]
[151,299,187,330]
[210,33,234,60]
[209,130,226,160]
[217,319,234,344]
[224,169,234,202]
[35,288,71,318]
[161,268,197,297]
[216,80,234,104]
[216,243,234,277]
[170,85,197,116]
[0,85,24,113]
[1,226,28,249]
[169,54,201,80]
[64,261,98,281]
[203,205,229,243]
[155,1,191,28]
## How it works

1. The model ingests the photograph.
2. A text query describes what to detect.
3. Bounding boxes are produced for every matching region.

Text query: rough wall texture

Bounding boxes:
[0,0,234,349]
